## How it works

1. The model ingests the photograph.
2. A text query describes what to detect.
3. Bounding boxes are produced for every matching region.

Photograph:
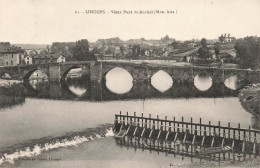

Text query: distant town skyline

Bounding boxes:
[1,0,260,44]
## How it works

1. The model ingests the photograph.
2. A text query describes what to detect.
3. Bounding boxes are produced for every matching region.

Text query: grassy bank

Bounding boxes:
[0,80,25,109]
[239,83,260,120]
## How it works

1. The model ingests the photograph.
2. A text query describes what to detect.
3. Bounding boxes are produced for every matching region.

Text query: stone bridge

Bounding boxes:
[0,61,260,84]
[24,49,48,55]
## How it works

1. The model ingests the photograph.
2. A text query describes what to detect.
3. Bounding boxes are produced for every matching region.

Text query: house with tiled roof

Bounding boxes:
[169,47,199,62]
[0,46,24,66]
[219,50,236,59]
[33,53,66,64]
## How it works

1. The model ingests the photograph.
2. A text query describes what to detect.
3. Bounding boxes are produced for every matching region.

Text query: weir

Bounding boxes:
[115,136,256,164]
[113,112,260,156]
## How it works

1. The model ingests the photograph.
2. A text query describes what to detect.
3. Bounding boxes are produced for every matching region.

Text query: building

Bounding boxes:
[34,53,66,64]
[219,50,236,59]
[219,34,236,43]
[0,46,24,66]
[169,47,199,62]
[23,49,49,65]
[24,55,33,65]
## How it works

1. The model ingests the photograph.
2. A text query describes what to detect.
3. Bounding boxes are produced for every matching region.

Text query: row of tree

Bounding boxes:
[51,40,97,61]
[72,40,97,61]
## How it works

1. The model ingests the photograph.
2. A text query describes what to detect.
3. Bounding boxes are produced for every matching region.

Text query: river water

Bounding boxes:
[0,67,258,167]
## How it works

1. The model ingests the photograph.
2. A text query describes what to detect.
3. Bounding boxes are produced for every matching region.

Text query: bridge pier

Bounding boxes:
[90,61,102,83]
[49,64,61,82]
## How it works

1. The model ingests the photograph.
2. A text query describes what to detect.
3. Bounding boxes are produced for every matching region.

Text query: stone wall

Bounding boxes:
[0,61,259,85]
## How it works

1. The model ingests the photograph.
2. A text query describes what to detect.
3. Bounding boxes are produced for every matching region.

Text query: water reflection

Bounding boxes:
[65,68,83,79]
[66,79,87,96]
[151,70,173,93]
[224,75,239,90]
[4,79,258,130]
[29,79,48,90]
[64,68,87,96]
[67,86,86,96]
[194,74,213,91]
[105,67,133,94]
[115,137,254,166]
[29,70,48,81]
[28,70,49,90]
[23,80,241,101]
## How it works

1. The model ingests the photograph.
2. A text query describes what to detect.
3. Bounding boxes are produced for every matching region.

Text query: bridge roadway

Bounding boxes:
[0,60,260,84]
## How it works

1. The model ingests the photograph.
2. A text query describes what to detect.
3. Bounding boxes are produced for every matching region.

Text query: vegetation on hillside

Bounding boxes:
[234,36,260,69]
[72,39,97,61]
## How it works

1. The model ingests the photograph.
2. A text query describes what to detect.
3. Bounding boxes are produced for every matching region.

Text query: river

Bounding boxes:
[0,67,258,167]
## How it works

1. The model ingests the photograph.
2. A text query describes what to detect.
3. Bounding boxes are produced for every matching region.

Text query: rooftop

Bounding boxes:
[34,53,64,59]
[219,49,236,58]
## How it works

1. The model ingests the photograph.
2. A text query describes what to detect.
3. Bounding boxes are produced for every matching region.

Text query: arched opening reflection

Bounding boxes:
[194,74,212,91]
[28,70,48,90]
[151,70,173,93]
[224,75,240,90]
[105,67,133,94]
[64,68,87,96]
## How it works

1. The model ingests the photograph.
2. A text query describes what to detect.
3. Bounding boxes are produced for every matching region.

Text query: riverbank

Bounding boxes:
[0,79,25,109]
[0,79,21,87]
[239,83,260,117]
[239,83,260,129]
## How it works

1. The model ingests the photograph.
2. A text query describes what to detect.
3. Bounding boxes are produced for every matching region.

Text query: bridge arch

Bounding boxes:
[23,68,49,81]
[149,69,171,80]
[60,65,91,98]
[60,65,82,83]
[24,50,29,55]
[28,50,38,56]
[224,74,248,90]
[193,73,213,91]
[39,50,48,54]
[103,67,133,95]
[150,70,173,93]
[102,65,133,79]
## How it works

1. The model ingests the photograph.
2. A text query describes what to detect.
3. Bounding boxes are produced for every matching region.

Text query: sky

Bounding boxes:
[0,0,260,44]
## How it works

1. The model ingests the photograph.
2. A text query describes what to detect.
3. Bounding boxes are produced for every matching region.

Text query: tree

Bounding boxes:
[51,42,74,61]
[234,36,260,69]
[214,42,221,59]
[120,45,125,56]
[161,35,170,43]
[131,45,140,58]
[170,41,179,49]
[92,47,99,54]
[0,42,11,49]
[198,38,210,59]
[164,35,170,41]
[201,38,207,48]
[219,34,225,43]
[73,39,97,61]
